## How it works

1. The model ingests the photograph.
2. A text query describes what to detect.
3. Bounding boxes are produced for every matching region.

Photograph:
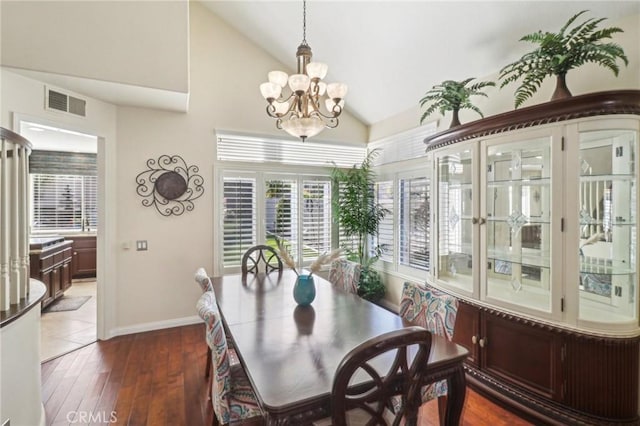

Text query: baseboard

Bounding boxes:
[109,315,201,338]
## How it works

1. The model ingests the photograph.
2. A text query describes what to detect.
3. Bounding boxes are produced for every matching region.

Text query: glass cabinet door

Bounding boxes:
[434,147,475,293]
[484,137,553,312]
[578,129,637,325]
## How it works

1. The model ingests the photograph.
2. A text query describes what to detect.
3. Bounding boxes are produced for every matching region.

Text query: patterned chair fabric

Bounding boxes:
[398,282,459,402]
[197,291,263,425]
[195,267,213,292]
[328,259,361,295]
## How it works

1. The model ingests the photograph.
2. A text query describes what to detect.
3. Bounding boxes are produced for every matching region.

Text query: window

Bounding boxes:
[32,174,97,232]
[368,124,436,278]
[399,176,430,270]
[220,172,333,271]
[30,149,97,233]
[222,176,256,267]
[215,132,366,274]
[372,181,394,262]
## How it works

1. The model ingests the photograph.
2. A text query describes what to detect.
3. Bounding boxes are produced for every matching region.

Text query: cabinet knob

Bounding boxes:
[472,335,478,345]
[479,338,487,348]
[472,217,478,225]
[479,217,486,225]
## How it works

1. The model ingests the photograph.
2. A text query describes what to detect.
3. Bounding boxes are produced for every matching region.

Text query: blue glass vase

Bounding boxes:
[293,274,316,306]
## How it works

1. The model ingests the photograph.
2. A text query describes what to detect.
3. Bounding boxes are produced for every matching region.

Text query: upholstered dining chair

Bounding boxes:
[328,259,361,295]
[322,327,432,426]
[197,291,264,426]
[194,268,239,381]
[194,268,214,379]
[398,282,459,425]
[241,245,283,275]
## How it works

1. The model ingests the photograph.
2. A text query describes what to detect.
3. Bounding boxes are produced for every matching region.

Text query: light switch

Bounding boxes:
[136,240,148,251]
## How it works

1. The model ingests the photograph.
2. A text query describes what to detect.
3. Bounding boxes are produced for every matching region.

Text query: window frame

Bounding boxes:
[30,173,98,234]
[214,162,338,275]
[372,158,432,281]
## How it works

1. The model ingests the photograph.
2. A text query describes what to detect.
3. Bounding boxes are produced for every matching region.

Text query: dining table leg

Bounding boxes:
[444,365,467,425]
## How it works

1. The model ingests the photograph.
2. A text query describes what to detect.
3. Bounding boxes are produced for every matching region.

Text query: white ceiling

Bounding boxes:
[202,1,639,125]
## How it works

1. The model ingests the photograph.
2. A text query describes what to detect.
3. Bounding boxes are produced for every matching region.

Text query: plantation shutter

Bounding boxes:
[222,177,256,267]
[302,180,332,262]
[373,180,394,262]
[265,179,299,258]
[399,176,430,270]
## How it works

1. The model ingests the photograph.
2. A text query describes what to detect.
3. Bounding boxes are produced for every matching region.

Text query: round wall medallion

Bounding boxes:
[135,155,204,216]
[155,171,187,200]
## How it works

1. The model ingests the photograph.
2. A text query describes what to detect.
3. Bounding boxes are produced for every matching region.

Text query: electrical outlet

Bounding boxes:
[136,240,148,251]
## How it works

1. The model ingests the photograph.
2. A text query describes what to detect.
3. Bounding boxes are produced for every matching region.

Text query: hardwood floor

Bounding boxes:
[41,324,532,426]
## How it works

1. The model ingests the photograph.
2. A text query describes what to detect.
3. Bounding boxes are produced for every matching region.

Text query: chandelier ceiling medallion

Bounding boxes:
[259,0,347,141]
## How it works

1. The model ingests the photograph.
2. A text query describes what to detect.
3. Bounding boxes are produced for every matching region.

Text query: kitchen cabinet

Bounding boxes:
[71,235,96,278]
[428,91,640,425]
[29,237,73,308]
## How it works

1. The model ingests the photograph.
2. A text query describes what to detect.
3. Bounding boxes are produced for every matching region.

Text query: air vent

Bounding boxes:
[45,87,86,117]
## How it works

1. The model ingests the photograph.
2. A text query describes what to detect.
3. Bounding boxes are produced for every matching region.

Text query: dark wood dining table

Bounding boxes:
[212,270,469,425]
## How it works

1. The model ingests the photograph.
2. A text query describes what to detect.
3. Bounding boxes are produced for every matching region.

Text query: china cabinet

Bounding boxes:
[425,91,640,425]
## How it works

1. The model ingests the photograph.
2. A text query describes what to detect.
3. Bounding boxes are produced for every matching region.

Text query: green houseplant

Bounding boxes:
[499,10,628,108]
[420,78,495,128]
[332,150,388,302]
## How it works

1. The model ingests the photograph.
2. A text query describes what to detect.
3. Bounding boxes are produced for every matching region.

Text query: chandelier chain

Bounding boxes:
[302,0,307,45]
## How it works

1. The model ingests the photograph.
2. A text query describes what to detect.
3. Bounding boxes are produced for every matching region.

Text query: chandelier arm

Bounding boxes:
[324,117,339,129]
[266,104,278,119]
[309,106,343,120]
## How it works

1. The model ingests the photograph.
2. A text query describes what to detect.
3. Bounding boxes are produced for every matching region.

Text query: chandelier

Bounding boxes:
[259,0,347,141]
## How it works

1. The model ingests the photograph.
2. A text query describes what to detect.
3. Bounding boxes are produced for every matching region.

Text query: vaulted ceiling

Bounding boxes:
[202,1,639,125]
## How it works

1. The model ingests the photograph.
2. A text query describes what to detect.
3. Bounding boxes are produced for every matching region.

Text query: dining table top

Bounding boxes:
[211,269,469,423]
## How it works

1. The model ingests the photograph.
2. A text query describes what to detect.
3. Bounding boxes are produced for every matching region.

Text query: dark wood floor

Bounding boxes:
[41,324,532,426]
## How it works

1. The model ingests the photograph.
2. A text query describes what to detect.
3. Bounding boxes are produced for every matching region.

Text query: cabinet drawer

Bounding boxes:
[40,254,54,271]
[72,236,96,249]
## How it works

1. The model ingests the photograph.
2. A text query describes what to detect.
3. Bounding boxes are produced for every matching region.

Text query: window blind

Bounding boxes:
[217,132,366,168]
[222,177,257,267]
[301,180,332,262]
[31,174,97,232]
[373,180,394,262]
[400,176,430,270]
[265,179,299,258]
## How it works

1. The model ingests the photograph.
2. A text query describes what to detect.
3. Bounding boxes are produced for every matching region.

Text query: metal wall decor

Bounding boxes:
[135,155,204,216]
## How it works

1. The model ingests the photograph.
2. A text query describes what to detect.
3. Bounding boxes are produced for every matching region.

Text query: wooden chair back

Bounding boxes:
[241,245,283,275]
[331,327,432,426]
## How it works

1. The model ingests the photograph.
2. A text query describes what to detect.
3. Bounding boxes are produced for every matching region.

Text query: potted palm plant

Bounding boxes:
[420,78,495,128]
[499,10,628,108]
[331,150,388,302]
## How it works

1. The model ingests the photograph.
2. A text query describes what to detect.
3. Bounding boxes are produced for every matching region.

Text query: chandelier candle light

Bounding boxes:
[259,0,347,141]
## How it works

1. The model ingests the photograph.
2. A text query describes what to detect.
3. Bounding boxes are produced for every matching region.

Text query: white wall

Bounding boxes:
[1,69,119,340]
[370,13,640,141]
[1,0,189,94]
[113,1,366,332]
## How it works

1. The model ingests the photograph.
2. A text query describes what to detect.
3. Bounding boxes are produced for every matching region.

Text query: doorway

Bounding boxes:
[20,120,99,362]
